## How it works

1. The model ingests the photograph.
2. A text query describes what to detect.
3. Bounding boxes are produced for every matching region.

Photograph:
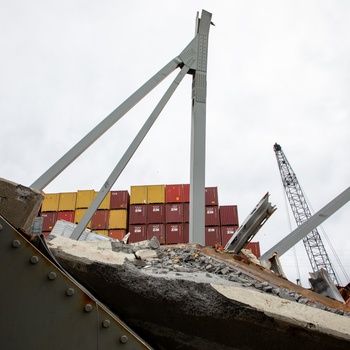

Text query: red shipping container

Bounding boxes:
[183,203,189,222]
[147,204,165,223]
[110,190,130,209]
[129,204,147,224]
[147,224,166,244]
[183,184,190,202]
[128,225,147,243]
[166,223,184,244]
[183,223,189,243]
[57,211,75,223]
[246,242,261,258]
[221,225,239,246]
[41,212,57,232]
[109,229,127,240]
[91,210,109,230]
[220,205,239,226]
[166,203,184,223]
[205,206,220,226]
[165,184,183,203]
[205,187,218,206]
[205,226,221,246]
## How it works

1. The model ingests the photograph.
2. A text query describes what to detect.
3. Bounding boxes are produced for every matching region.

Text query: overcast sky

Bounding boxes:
[1,0,350,286]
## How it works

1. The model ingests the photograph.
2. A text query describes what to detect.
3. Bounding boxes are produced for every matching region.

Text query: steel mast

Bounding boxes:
[273,143,339,285]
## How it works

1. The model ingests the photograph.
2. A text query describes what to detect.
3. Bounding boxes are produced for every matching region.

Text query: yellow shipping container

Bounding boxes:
[98,191,111,210]
[58,192,77,211]
[41,193,60,212]
[76,190,96,209]
[130,185,148,204]
[147,184,165,204]
[94,230,108,236]
[74,208,91,228]
[108,209,128,229]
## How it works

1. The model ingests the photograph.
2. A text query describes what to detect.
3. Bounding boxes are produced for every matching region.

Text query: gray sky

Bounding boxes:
[1,0,350,286]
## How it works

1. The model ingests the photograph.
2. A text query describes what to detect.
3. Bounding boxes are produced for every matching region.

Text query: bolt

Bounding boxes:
[84,304,92,313]
[102,319,110,328]
[120,335,128,344]
[66,288,75,296]
[30,256,39,264]
[48,271,57,280]
[12,240,21,248]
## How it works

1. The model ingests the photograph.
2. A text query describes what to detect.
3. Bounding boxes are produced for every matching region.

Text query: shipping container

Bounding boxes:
[165,203,184,223]
[74,209,91,228]
[165,184,183,203]
[221,225,239,246]
[245,242,261,258]
[76,190,96,209]
[57,211,75,223]
[183,203,189,222]
[219,205,239,226]
[183,223,189,243]
[41,193,60,212]
[41,212,57,232]
[165,223,184,244]
[108,209,128,229]
[183,184,190,203]
[98,191,111,210]
[129,204,147,225]
[147,204,165,224]
[147,224,166,244]
[205,187,219,206]
[205,206,220,226]
[147,184,165,204]
[130,185,148,204]
[110,190,130,209]
[205,226,221,246]
[58,192,77,211]
[128,224,147,243]
[91,210,109,230]
[94,230,109,236]
[108,229,127,240]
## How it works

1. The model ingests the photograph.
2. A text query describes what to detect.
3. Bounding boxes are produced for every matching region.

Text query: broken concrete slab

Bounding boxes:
[47,236,350,349]
[0,177,43,232]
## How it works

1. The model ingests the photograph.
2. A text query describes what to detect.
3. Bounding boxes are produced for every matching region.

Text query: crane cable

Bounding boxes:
[302,186,349,285]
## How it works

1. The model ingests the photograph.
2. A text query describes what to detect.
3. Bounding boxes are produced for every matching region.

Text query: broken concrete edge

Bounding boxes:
[212,283,350,342]
[202,247,350,313]
[0,177,43,232]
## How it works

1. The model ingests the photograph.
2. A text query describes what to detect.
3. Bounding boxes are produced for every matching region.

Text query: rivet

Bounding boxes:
[30,256,39,264]
[66,288,75,296]
[84,304,92,312]
[48,271,57,280]
[0,224,2,230]
[120,335,128,344]
[12,240,21,248]
[102,319,110,328]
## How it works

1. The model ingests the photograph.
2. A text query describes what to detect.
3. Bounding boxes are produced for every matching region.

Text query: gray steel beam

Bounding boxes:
[0,215,152,349]
[188,10,212,245]
[71,65,190,240]
[260,186,350,262]
[30,57,182,191]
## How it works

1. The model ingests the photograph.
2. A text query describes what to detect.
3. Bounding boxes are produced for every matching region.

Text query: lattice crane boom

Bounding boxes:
[273,143,339,285]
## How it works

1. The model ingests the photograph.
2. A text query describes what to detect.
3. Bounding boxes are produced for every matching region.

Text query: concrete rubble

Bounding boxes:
[48,234,350,350]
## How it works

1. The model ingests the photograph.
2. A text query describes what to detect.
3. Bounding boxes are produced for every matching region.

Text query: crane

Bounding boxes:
[273,143,340,285]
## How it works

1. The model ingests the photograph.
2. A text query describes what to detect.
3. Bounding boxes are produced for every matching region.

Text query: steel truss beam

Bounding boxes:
[31,10,212,244]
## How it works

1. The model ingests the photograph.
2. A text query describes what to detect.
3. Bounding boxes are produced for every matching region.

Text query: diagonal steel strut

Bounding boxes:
[31,10,212,244]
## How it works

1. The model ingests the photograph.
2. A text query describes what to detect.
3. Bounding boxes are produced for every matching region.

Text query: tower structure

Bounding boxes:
[273,143,339,285]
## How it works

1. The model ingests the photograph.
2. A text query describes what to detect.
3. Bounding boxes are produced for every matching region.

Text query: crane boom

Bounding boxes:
[273,143,339,285]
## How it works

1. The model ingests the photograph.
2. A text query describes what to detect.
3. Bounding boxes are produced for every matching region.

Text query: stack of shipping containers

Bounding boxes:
[38,184,260,257]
